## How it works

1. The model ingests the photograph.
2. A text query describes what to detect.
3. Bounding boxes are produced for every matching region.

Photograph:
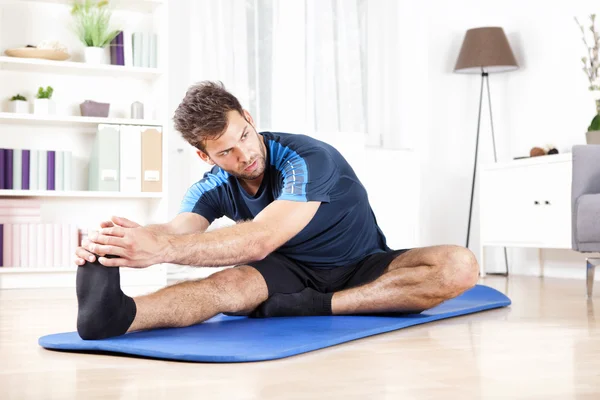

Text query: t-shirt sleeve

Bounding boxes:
[178,172,225,224]
[277,147,339,203]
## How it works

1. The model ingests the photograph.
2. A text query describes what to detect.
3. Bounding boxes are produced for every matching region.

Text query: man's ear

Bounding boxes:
[196,149,215,165]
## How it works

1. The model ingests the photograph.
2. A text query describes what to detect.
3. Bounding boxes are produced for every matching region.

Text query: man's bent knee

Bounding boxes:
[441,246,479,295]
[206,266,268,314]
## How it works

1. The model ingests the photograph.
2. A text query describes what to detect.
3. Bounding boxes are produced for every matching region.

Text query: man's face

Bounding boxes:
[200,110,267,181]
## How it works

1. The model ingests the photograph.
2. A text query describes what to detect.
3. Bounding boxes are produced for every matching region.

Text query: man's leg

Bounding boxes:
[76,262,268,340]
[331,245,479,314]
[253,245,479,317]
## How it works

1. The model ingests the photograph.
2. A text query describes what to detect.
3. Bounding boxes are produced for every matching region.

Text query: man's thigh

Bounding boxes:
[206,265,269,314]
[243,252,323,296]
[384,245,474,273]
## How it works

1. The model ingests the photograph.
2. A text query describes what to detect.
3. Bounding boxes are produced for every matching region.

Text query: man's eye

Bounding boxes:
[242,133,248,139]
[221,151,229,156]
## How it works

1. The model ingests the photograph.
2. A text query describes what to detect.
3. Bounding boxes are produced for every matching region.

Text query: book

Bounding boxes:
[30,150,38,190]
[47,150,55,190]
[0,149,5,189]
[37,223,45,268]
[141,127,162,192]
[20,223,28,267]
[12,225,20,267]
[133,32,143,67]
[64,151,72,191]
[22,149,30,190]
[89,125,120,191]
[28,223,37,268]
[55,150,64,191]
[2,224,12,267]
[0,224,3,267]
[119,125,142,192]
[5,149,13,190]
[110,31,125,66]
[13,149,22,190]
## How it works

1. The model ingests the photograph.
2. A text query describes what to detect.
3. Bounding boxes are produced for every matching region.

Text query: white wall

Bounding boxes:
[166,0,598,281]
[415,0,598,278]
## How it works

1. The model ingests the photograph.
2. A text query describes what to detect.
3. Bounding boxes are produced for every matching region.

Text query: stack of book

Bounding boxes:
[0,148,73,191]
[89,124,162,193]
[0,199,80,268]
[110,31,158,68]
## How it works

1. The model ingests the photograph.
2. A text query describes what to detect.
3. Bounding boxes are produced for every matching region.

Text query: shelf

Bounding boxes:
[0,56,163,79]
[0,266,76,274]
[0,112,162,127]
[12,0,164,13]
[0,190,163,198]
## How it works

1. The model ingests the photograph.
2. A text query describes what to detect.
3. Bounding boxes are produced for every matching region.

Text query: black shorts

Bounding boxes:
[245,249,410,296]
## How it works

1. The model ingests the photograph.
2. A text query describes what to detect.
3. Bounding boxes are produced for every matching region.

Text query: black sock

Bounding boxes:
[249,287,333,318]
[76,256,136,340]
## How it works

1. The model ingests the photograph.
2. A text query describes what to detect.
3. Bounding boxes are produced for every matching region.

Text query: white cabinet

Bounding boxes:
[479,153,572,274]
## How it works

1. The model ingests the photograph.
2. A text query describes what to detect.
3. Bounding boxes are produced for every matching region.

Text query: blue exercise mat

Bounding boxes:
[39,284,510,362]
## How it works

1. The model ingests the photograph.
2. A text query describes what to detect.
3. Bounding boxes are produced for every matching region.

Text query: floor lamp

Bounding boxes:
[454,27,519,275]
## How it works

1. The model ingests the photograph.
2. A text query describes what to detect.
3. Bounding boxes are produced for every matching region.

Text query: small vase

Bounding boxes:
[131,101,144,119]
[84,47,106,64]
[586,130,600,144]
[34,99,55,115]
[9,100,29,114]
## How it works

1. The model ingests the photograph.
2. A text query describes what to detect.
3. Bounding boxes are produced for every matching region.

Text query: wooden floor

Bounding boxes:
[1,275,600,400]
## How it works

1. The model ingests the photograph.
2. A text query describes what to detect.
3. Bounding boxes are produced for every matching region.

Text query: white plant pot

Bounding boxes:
[9,100,29,114]
[84,46,106,64]
[34,98,55,115]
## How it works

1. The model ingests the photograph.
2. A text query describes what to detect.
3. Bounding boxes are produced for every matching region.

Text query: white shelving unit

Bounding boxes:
[0,112,162,127]
[0,56,164,79]
[0,189,164,198]
[0,0,170,289]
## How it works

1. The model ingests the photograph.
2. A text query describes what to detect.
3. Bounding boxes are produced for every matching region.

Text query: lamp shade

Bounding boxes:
[454,27,518,74]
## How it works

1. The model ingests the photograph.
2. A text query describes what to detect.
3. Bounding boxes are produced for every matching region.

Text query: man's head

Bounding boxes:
[173,81,267,181]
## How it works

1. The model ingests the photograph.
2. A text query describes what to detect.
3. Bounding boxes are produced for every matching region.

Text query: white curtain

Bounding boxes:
[188,0,403,149]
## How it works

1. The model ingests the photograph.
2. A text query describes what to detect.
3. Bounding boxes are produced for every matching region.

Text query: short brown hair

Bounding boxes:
[173,81,245,151]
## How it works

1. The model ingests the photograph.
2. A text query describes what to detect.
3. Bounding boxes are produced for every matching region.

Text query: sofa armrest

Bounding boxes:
[572,145,600,250]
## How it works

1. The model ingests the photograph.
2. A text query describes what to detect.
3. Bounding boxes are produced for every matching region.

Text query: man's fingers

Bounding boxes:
[98,256,130,268]
[100,221,114,228]
[88,232,127,248]
[111,216,141,228]
[99,226,126,238]
[75,246,96,263]
[88,244,126,258]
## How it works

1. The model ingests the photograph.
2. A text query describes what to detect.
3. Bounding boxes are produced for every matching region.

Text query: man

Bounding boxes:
[74,81,479,340]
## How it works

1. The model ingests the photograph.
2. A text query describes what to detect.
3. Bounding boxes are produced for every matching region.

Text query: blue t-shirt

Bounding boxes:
[179,131,390,268]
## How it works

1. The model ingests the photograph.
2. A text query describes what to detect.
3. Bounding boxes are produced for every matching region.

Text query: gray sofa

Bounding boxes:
[572,145,600,298]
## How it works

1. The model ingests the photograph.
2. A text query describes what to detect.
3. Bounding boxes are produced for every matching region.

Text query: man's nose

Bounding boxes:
[237,147,251,163]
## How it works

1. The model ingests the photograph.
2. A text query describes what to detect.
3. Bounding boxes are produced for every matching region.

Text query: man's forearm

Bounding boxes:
[145,223,173,236]
[164,221,269,267]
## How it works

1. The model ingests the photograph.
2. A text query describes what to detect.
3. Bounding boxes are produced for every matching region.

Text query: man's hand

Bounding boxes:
[75,216,141,266]
[86,220,170,268]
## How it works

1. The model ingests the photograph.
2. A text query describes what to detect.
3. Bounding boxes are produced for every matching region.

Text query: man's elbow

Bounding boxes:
[251,231,281,261]
[252,242,274,262]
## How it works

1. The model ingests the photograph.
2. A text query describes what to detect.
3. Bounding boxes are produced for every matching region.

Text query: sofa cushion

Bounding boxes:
[576,193,600,243]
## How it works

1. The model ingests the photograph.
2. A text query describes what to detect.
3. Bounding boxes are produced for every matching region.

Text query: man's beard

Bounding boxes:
[228,138,267,180]
[233,156,265,180]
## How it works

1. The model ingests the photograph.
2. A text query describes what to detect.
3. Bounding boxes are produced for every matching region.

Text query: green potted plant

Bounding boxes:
[575,14,600,143]
[9,94,29,114]
[71,0,120,64]
[34,86,55,115]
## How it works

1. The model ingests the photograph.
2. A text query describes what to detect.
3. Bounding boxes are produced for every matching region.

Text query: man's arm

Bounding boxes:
[164,200,321,267]
[76,213,210,265]
[89,200,320,268]
[145,212,210,236]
